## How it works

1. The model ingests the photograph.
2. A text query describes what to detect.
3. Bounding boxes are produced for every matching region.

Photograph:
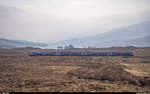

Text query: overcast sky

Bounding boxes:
[0,0,150,43]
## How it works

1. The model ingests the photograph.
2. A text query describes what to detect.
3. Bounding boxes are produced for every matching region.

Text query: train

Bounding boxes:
[28,51,134,56]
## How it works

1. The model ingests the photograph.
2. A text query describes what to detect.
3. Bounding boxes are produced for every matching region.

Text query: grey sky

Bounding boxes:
[0,0,150,43]
[1,0,150,19]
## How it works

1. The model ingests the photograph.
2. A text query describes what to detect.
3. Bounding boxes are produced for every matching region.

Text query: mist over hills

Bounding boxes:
[0,4,150,48]
[0,38,48,48]
[125,36,150,47]
[1,4,150,43]
[51,21,150,48]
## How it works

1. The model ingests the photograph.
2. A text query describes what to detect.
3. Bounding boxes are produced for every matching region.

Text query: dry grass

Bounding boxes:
[0,47,150,92]
[124,69,149,77]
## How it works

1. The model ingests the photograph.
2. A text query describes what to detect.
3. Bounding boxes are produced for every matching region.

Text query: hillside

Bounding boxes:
[1,4,150,44]
[0,38,48,47]
[51,21,150,47]
[125,36,150,47]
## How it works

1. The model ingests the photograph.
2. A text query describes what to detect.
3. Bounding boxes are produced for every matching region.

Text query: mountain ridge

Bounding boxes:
[50,21,150,48]
[0,37,48,47]
[125,36,150,47]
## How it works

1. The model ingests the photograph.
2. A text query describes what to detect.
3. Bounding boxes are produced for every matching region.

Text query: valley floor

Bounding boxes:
[0,47,150,92]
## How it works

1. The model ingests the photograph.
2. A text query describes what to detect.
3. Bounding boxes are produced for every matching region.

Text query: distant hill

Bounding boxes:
[0,38,48,48]
[1,4,150,44]
[51,21,150,47]
[125,36,150,47]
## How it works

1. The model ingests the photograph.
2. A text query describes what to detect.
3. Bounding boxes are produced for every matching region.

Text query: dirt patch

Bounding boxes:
[49,66,81,74]
[68,65,150,87]
[120,63,150,77]
[124,69,149,77]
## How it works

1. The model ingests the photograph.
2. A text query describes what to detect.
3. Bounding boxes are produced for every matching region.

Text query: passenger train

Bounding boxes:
[28,51,134,56]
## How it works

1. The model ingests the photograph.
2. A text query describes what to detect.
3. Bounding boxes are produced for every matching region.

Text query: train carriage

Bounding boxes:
[44,52,57,56]
[59,52,71,56]
[28,51,134,56]
[84,52,98,56]
[98,52,111,56]
[70,52,82,56]
[111,52,121,56]
[120,52,134,56]
[28,52,57,56]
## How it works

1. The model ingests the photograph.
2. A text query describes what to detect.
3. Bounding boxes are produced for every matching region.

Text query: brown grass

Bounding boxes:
[0,47,150,92]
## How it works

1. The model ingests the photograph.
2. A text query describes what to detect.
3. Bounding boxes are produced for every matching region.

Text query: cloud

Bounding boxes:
[0,0,150,43]
[1,0,150,19]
